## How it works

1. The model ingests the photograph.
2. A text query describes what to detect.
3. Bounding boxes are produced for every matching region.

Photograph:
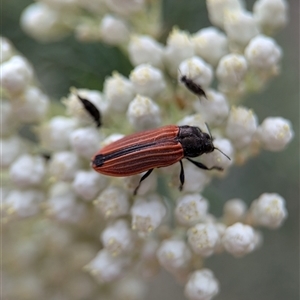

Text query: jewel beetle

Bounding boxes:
[92,125,230,194]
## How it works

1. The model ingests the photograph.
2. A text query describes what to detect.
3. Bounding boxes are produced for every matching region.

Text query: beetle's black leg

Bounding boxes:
[179,160,185,191]
[186,158,223,171]
[134,169,154,195]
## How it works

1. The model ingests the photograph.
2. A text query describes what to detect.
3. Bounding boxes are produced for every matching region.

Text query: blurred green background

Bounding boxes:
[2,0,299,299]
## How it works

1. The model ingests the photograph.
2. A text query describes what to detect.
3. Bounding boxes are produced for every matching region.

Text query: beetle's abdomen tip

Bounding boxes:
[92,154,105,168]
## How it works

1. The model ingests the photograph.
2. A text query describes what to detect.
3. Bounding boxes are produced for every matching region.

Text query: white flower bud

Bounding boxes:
[104,0,145,16]
[72,170,108,201]
[187,223,220,257]
[0,101,19,136]
[253,0,288,34]
[184,269,219,300]
[177,114,206,129]
[222,222,256,257]
[9,154,46,188]
[128,35,164,68]
[131,194,166,235]
[223,199,247,224]
[194,89,229,126]
[175,194,209,226]
[245,35,282,71]
[0,37,14,63]
[4,189,44,218]
[101,133,124,147]
[256,117,293,151]
[250,193,287,229]
[201,138,234,170]
[47,182,87,223]
[20,3,70,42]
[101,219,134,256]
[181,162,211,193]
[100,15,129,45]
[112,276,147,300]
[0,55,33,96]
[225,106,258,149]
[104,72,135,113]
[216,54,248,89]
[130,64,166,98]
[64,89,106,127]
[11,86,49,123]
[179,57,213,92]
[224,10,259,48]
[70,127,102,159]
[164,28,195,75]
[39,116,77,151]
[206,0,244,28]
[127,95,161,130]
[85,249,130,283]
[48,151,81,181]
[157,239,192,272]
[1,136,25,168]
[192,27,229,67]
[94,186,130,219]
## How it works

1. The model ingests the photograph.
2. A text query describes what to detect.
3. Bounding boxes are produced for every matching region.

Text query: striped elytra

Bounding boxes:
[92,125,229,194]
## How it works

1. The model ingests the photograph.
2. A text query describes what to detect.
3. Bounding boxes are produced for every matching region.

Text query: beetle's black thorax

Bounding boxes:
[177,125,214,157]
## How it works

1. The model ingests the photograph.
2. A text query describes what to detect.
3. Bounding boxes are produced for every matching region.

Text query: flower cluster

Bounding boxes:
[2,0,293,299]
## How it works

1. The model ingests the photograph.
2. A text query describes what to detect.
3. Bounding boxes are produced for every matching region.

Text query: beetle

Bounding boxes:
[180,75,207,99]
[92,125,230,194]
[77,94,102,128]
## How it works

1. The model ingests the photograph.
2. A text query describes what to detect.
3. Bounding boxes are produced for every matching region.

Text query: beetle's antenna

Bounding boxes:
[214,147,231,161]
[204,122,213,140]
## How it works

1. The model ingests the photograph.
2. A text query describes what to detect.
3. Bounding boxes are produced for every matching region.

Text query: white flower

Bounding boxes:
[192,27,229,67]
[94,186,130,219]
[249,193,288,229]
[0,37,14,63]
[101,219,134,256]
[104,72,135,113]
[223,198,247,224]
[130,64,166,98]
[39,116,77,151]
[157,238,192,272]
[222,222,256,257]
[256,117,293,151]
[48,151,81,181]
[177,114,206,129]
[178,57,214,93]
[85,249,130,283]
[11,86,49,123]
[206,0,244,28]
[194,89,229,126]
[184,269,219,300]
[72,170,108,201]
[131,194,166,235]
[216,54,248,89]
[225,106,258,149]
[47,182,87,223]
[224,10,259,48]
[9,154,46,188]
[164,28,195,75]
[253,0,289,34]
[100,15,129,45]
[187,223,220,257]
[70,127,102,159]
[0,101,19,136]
[20,2,70,42]
[0,55,33,96]
[4,189,44,218]
[128,35,164,68]
[175,193,209,226]
[104,0,145,16]
[181,161,211,193]
[127,95,161,130]
[245,35,282,71]
[201,138,234,171]
[100,133,124,147]
[1,136,25,168]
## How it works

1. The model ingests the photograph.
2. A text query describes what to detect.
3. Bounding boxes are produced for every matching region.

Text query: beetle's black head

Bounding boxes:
[178,125,215,158]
